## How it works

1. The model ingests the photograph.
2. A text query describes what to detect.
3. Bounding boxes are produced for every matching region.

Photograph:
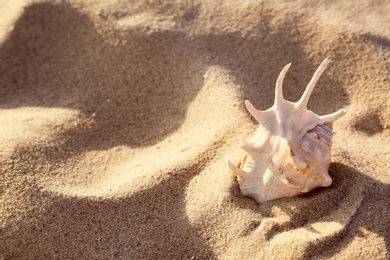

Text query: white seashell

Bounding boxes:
[228,58,347,204]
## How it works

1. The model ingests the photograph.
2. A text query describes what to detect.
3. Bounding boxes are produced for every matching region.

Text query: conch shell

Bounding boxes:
[228,58,347,204]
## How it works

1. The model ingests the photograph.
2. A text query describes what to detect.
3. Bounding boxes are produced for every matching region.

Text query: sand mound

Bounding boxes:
[1,1,389,259]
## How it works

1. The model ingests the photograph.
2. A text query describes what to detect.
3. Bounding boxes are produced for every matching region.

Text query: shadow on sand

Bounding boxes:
[1,153,217,259]
[229,162,390,259]
[0,1,348,159]
[0,2,360,259]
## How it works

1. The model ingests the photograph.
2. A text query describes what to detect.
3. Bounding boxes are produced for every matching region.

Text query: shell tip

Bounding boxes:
[239,142,256,155]
[228,160,244,177]
[228,160,237,172]
[244,100,263,123]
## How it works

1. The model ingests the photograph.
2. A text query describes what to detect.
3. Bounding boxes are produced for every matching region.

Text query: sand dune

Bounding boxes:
[1,0,389,259]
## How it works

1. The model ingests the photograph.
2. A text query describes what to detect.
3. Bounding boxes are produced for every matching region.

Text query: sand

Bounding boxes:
[0,0,389,259]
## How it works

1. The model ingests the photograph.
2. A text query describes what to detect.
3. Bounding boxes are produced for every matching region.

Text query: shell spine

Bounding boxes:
[229,58,347,204]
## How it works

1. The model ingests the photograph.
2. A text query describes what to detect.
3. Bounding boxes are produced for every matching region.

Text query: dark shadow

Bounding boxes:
[0,2,205,151]
[361,33,390,51]
[190,14,349,116]
[0,2,354,259]
[0,152,217,259]
[360,33,390,75]
[263,162,364,241]
[300,163,390,259]
[0,2,349,160]
[229,162,390,259]
[174,4,201,27]
[354,111,384,135]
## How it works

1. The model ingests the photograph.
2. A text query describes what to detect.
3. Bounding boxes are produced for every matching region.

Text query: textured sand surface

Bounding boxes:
[1,0,389,259]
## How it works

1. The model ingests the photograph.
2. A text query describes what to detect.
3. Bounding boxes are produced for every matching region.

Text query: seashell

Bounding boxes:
[228,58,347,204]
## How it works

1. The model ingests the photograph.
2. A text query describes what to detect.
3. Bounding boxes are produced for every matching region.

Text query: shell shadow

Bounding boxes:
[1,2,356,259]
[229,162,390,258]
[301,163,390,259]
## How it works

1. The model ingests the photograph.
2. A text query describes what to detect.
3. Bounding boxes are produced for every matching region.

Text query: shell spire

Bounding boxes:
[229,58,347,204]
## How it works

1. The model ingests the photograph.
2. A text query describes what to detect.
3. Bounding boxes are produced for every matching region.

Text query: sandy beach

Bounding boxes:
[1,0,389,259]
